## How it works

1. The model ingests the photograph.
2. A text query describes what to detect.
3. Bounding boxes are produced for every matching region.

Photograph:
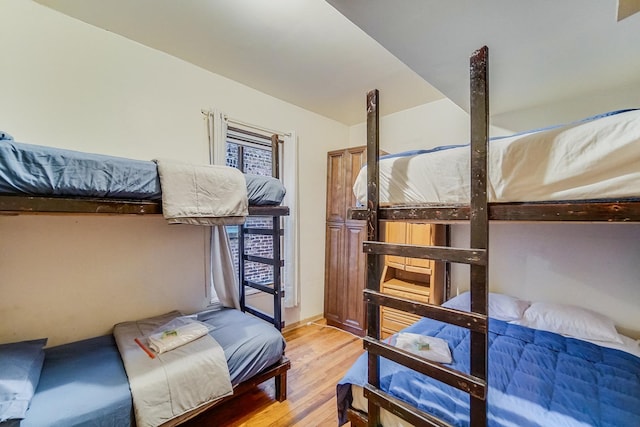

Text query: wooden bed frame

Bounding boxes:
[0,195,292,424]
[348,46,640,426]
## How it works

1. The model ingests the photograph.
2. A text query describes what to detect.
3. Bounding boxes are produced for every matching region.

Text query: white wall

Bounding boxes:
[348,98,640,338]
[0,0,347,346]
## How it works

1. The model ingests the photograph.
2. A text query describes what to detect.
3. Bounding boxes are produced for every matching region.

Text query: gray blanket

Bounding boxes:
[154,159,249,225]
[113,311,233,427]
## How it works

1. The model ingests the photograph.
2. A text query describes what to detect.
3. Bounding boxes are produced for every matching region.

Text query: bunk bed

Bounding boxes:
[338,46,640,427]
[0,134,291,426]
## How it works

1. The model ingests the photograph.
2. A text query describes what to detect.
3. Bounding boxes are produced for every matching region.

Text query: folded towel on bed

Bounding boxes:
[394,332,453,364]
[114,311,232,427]
[147,320,210,354]
[154,159,248,225]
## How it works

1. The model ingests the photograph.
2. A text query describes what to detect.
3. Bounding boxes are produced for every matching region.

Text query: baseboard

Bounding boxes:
[282,314,325,333]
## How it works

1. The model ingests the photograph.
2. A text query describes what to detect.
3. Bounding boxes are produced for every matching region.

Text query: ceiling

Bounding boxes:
[34,0,444,126]
[35,1,640,127]
[328,0,640,120]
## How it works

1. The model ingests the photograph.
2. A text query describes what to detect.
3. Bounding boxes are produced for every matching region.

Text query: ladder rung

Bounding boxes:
[243,305,284,330]
[364,289,487,332]
[243,227,284,236]
[244,255,284,267]
[364,336,487,399]
[363,241,487,265]
[364,384,452,427]
[244,280,277,295]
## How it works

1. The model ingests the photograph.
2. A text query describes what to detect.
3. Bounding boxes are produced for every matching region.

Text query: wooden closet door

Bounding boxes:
[342,221,366,335]
[324,222,345,326]
[326,151,346,223]
[405,223,433,275]
[385,222,407,270]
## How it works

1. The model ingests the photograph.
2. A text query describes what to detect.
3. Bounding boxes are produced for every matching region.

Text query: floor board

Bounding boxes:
[182,321,363,426]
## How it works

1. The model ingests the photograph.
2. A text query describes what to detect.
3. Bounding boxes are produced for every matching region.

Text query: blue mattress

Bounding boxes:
[337,318,640,427]
[0,134,285,206]
[18,309,285,427]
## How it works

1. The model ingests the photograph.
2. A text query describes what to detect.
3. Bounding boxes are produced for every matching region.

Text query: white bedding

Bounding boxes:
[154,159,248,225]
[353,110,640,205]
[114,311,233,427]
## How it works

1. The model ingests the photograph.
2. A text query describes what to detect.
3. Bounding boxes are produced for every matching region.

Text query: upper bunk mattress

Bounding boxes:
[0,134,285,206]
[353,109,640,205]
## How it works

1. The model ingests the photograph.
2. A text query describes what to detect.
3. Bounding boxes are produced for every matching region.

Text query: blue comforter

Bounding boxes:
[0,135,285,205]
[337,318,640,426]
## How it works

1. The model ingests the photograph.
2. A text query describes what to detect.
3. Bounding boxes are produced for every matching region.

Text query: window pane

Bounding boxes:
[243,146,271,176]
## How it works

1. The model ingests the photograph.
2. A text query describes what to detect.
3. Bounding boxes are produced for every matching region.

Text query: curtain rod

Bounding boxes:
[200,109,290,137]
[226,116,290,138]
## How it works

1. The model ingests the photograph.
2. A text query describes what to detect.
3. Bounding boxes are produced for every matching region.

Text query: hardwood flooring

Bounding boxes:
[183,320,364,427]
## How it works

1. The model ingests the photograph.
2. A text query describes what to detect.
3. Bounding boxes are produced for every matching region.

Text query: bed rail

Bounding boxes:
[360,46,490,427]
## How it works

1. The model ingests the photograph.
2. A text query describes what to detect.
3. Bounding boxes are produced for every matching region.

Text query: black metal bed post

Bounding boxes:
[272,215,283,331]
[469,45,490,426]
[365,89,382,427]
[239,222,247,312]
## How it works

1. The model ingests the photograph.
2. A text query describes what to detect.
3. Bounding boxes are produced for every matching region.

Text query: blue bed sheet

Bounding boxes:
[16,309,285,426]
[337,318,640,427]
[0,136,285,206]
[201,308,286,385]
[21,335,133,427]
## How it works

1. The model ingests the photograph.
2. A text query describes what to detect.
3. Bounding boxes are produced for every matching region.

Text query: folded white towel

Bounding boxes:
[394,332,453,364]
[147,321,210,354]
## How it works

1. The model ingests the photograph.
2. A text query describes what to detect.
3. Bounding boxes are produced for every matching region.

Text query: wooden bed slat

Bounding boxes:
[363,241,487,265]
[350,199,640,222]
[0,194,291,217]
[363,384,453,427]
[363,289,487,332]
[364,336,487,398]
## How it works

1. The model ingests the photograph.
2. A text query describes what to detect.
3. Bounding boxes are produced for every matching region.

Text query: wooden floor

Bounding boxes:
[183,321,364,427]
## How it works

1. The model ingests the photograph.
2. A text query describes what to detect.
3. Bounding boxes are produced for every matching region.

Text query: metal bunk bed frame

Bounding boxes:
[348,45,640,427]
[0,138,292,410]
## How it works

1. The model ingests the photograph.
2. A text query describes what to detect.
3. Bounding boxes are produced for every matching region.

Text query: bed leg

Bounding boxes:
[275,370,287,401]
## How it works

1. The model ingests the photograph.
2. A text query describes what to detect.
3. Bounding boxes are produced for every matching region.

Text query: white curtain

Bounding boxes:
[282,132,300,308]
[207,110,300,308]
[204,110,239,308]
[209,225,240,309]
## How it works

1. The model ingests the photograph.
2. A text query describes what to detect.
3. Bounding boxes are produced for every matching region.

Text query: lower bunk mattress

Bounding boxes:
[13,308,285,427]
[337,318,640,427]
[0,133,285,206]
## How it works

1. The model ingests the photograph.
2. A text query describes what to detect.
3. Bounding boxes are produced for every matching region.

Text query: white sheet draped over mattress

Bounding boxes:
[154,159,248,225]
[353,109,640,205]
[113,311,233,427]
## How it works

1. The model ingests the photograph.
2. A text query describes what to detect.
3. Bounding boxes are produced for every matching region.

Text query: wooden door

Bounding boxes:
[345,147,366,211]
[326,151,346,223]
[342,221,366,335]
[405,223,433,275]
[324,222,344,326]
[385,222,406,270]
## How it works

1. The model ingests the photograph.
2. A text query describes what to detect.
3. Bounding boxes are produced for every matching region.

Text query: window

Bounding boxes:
[223,127,281,299]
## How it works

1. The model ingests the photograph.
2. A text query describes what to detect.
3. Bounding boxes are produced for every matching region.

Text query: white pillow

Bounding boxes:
[518,302,623,344]
[442,291,530,322]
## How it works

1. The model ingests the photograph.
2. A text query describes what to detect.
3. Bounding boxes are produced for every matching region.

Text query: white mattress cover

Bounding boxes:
[353,110,640,205]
